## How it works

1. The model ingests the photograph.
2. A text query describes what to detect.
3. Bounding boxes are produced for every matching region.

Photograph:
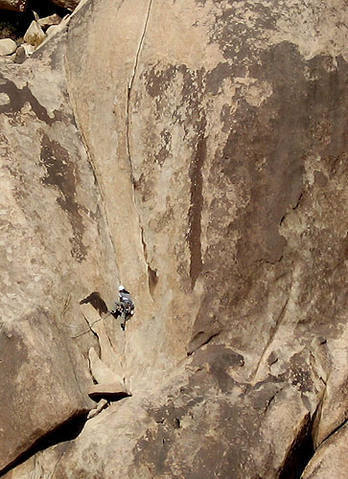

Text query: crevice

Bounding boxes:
[278,413,315,479]
[252,297,289,381]
[319,418,347,447]
[292,192,303,210]
[124,0,154,295]
[88,391,131,402]
[71,310,113,339]
[188,128,206,290]
[140,225,158,297]
[264,392,276,413]
[0,411,89,477]
[148,265,159,296]
[81,310,99,341]
[125,0,153,183]
[187,331,220,356]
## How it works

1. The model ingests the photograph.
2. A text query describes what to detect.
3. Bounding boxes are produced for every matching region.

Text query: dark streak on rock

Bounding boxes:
[144,63,177,99]
[0,73,56,125]
[148,265,158,296]
[40,133,87,262]
[140,225,158,297]
[155,129,172,166]
[188,125,206,289]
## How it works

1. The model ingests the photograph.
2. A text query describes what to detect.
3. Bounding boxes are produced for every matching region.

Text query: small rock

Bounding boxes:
[38,13,62,29]
[0,38,17,56]
[23,21,46,48]
[14,43,35,63]
[87,399,108,420]
[14,46,26,64]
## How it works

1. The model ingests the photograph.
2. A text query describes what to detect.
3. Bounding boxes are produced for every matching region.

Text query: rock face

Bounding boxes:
[0,27,118,472]
[1,0,347,478]
[302,423,348,479]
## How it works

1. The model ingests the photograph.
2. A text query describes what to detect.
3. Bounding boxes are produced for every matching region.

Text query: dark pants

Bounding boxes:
[113,302,131,330]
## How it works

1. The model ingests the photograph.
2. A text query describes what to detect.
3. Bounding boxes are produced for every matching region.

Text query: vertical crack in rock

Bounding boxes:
[125,0,153,280]
[126,0,153,181]
[140,226,158,297]
[252,297,289,381]
[319,418,348,447]
[278,413,315,479]
[188,132,206,289]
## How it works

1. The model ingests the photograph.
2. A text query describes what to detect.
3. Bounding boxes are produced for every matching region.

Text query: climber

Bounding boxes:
[111,285,135,331]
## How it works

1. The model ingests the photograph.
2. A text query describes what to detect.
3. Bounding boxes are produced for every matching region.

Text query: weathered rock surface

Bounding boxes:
[302,422,348,478]
[0,22,118,473]
[0,38,16,56]
[1,0,347,477]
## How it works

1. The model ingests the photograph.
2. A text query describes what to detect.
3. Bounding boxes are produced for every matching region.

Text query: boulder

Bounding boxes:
[0,38,16,56]
[87,399,108,419]
[23,20,46,47]
[13,45,26,63]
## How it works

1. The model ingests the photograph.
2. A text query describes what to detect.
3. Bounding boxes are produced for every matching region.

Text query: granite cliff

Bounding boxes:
[0,0,347,478]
